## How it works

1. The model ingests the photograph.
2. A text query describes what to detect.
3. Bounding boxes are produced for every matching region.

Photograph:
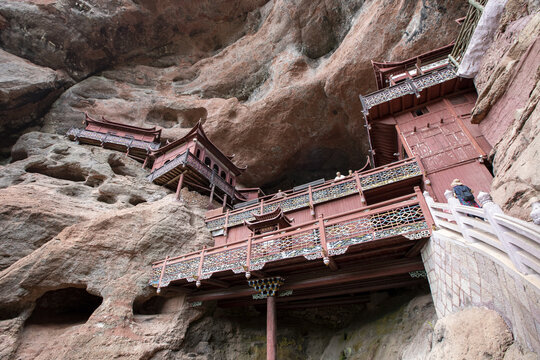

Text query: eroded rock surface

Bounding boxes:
[0,132,170,270]
[0,190,212,359]
[0,50,72,157]
[471,0,540,219]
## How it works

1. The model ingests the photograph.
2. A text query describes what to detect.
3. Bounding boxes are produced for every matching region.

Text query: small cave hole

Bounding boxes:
[128,195,147,206]
[97,193,117,204]
[0,304,23,321]
[25,163,88,182]
[133,295,166,315]
[26,287,103,325]
[108,155,137,177]
[85,174,106,187]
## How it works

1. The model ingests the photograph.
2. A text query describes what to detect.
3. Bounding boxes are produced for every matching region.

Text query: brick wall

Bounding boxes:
[422,230,540,351]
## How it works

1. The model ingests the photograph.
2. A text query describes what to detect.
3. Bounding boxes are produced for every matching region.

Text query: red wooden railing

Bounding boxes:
[150,187,432,291]
[205,157,423,231]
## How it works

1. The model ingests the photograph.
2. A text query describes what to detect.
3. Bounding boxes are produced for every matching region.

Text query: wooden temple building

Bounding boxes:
[146,121,247,207]
[66,113,161,163]
[148,41,496,358]
[359,44,493,202]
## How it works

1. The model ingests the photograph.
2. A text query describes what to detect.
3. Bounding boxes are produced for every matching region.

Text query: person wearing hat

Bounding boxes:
[451,179,480,208]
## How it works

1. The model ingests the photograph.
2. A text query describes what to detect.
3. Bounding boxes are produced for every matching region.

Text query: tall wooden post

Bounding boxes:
[222,194,228,209]
[175,172,184,201]
[208,184,215,207]
[267,295,276,360]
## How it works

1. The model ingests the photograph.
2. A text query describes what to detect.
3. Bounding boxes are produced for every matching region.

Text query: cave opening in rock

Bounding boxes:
[25,162,88,182]
[26,287,103,325]
[133,295,167,315]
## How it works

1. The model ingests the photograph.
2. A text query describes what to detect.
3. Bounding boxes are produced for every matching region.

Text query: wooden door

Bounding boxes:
[400,116,479,173]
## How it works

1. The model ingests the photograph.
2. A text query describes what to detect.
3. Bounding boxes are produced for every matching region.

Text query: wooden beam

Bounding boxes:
[327,257,339,271]
[202,278,230,288]
[217,276,425,308]
[405,238,429,258]
[187,258,424,303]
[175,172,184,201]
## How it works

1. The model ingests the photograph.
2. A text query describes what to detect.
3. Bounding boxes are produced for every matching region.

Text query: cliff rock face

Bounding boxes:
[1,0,466,188]
[471,0,539,219]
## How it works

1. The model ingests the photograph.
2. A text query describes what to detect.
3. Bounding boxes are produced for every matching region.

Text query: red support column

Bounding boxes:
[175,172,184,201]
[267,295,276,360]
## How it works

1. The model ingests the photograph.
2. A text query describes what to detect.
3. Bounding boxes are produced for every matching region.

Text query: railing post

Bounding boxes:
[422,191,439,227]
[196,246,206,287]
[416,187,435,230]
[477,192,529,274]
[318,215,337,270]
[308,185,315,217]
[444,190,475,243]
[354,172,366,205]
[156,256,169,294]
[223,209,230,237]
[245,234,253,279]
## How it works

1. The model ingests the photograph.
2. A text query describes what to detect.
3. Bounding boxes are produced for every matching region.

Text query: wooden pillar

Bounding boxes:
[142,156,149,169]
[222,193,228,209]
[208,184,215,207]
[267,295,277,360]
[175,172,184,201]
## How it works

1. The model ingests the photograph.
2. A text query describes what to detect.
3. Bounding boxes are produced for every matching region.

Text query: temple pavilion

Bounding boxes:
[67,113,161,163]
[146,121,247,207]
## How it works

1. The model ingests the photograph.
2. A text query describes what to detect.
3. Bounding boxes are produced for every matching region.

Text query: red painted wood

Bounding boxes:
[426,161,493,202]
[267,296,276,360]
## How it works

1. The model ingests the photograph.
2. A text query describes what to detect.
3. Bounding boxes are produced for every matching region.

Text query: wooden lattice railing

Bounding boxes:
[424,190,540,277]
[66,127,160,151]
[448,0,488,67]
[359,65,457,115]
[146,151,236,198]
[205,158,424,232]
[150,188,432,291]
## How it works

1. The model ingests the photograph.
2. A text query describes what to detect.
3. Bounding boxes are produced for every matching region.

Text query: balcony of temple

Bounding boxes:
[66,113,161,163]
[205,157,424,247]
[359,45,493,203]
[146,120,246,207]
[149,186,433,302]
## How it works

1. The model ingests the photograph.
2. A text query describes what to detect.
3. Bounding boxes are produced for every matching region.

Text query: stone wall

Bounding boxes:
[421,230,540,352]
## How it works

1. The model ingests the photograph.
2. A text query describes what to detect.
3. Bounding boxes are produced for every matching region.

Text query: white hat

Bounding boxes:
[451,179,463,187]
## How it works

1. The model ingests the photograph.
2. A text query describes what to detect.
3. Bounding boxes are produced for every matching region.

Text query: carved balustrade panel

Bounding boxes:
[361,65,457,111]
[360,161,422,190]
[312,180,358,204]
[185,153,235,198]
[149,257,200,287]
[326,203,429,256]
[263,193,310,213]
[201,246,248,279]
[250,228,322,270]
[206,180,360,231]
[326,217,374,256]
[363,81,415,110]
[413,67,456,92]
[147,151,188,181]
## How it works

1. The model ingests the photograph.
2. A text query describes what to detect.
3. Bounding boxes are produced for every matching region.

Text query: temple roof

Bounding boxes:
[244,207,292,231]
[371,43,454,90]
[150,120,246,176]
[84,113,162,139]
